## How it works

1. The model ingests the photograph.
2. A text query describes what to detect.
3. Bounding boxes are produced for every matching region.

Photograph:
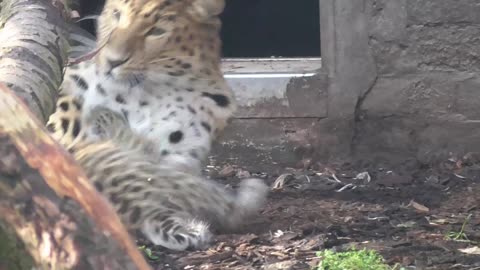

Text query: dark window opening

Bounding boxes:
[220,0,321,58]
[73,0,321,58]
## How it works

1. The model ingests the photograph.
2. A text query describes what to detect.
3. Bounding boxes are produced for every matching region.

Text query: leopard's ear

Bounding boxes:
[188,0,225,22]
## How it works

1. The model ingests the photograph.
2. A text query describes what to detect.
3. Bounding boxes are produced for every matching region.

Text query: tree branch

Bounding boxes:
[0,0,69,122]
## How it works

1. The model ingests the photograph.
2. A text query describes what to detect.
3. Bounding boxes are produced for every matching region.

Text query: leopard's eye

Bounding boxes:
[146,27,166,37]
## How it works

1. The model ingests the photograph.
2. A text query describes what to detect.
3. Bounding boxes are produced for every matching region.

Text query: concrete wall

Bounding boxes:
[356,0,480,164]
[213,0,480,170]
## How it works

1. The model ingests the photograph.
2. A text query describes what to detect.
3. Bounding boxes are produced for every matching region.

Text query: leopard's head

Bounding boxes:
[96,0,225,82]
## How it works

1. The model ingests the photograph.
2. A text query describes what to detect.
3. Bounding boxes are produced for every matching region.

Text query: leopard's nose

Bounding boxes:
[107,57,129,69]
[104,55,130,76]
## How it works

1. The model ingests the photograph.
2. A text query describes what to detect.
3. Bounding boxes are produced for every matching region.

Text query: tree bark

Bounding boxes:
[0,0,70,122]
[0,0,152,269]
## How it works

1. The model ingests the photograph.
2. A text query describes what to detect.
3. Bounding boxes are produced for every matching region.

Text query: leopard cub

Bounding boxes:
[47,0,237,175]
[73,106,269,251]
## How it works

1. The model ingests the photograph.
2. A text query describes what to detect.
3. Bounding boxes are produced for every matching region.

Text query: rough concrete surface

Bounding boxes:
[354,0,480,164]
[215,0,480,169]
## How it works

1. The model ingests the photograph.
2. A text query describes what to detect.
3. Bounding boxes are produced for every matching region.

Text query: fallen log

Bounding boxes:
[0,83,151,270]
[0,0,151,269]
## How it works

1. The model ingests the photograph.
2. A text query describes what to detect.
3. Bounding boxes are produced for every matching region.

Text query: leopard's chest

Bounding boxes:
[80,78,212,152]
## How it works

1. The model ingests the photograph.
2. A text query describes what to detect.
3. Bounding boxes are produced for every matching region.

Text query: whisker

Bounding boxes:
[67,30,113,65]
[75,14,100,23]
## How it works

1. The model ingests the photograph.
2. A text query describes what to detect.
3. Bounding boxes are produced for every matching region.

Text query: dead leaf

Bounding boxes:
[218,165,235,177]
[236,169,251,179]
[272,173,295,190]
[459,246,480,255]
[355,172,371,182]
[395,221,417,228]
[264,260,297,269]
[408,200,430,213]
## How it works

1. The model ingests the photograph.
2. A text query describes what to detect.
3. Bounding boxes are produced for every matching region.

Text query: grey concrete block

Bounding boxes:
[407,25,480,72]
[361,72,480,119]
[407,0,480,25]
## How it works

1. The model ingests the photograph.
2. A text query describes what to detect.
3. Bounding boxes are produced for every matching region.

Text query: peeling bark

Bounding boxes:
[0,84,152,269]
[0,0,152,269]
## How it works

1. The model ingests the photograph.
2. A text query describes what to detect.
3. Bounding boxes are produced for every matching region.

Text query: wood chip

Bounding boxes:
[218,165,235,177]
[272,173,295,190]
[408,200,430,213]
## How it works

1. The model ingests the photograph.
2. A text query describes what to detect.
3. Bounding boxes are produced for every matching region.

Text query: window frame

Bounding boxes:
[221,0,325,119]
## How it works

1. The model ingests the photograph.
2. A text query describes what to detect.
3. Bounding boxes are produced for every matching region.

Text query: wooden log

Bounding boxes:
[0,83,152,270]
[0,0,152,269]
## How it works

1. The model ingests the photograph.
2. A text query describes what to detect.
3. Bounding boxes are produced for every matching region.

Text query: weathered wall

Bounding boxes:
[355,0,480,164]
[213,0,480,169]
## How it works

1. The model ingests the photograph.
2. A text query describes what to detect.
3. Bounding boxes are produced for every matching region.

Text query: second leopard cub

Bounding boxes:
[74,106,269,251]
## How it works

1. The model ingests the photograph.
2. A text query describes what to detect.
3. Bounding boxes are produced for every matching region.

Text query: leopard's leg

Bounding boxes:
[141,212,213,251]
[81,106,129,140]
[46,93,85,150]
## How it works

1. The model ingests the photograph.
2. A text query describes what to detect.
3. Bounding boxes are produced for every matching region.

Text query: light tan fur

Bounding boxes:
[45,0,269,251]
[47,0,236,174]
[74,106,268,251]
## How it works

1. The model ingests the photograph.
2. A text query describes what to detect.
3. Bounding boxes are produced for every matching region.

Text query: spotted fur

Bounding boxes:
[74,106,268,251]
[47,0,235,174]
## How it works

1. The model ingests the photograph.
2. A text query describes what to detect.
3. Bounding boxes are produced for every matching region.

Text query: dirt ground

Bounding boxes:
[141,154,480,270]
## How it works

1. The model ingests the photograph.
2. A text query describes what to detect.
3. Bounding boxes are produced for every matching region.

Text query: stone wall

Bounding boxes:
[214,0,480,169]
[355,0,480,164]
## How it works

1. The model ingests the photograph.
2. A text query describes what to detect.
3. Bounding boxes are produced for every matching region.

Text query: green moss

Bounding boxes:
[316,248,404,270]
[0,225,35,270]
